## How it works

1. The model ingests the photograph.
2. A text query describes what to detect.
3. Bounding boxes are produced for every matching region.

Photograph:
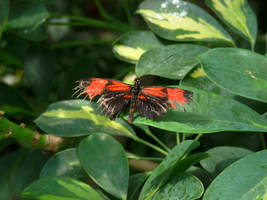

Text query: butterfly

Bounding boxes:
[74,77,193,123]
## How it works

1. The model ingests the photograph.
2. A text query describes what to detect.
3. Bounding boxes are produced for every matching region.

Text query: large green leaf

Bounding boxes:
[6,0,49,32]
[181,67,233,98]
[132,87,267,133]
[199,48,267,103]
[113,31,163,64]
[151,173,204,200]
[136,44,209,79]
[137,0,234,45]
[206,0,257,47]
[78,133,129,200]
[21,176,103,200]
[35,100,135,138]
[40,148,87,179]
[139,140,199,200]
[200,146,253,178]
[204,150,267,200]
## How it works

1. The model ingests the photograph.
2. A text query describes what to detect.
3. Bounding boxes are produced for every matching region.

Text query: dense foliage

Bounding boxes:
[0,0,267,199]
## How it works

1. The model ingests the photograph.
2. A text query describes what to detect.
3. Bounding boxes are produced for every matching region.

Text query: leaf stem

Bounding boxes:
[51,39,113,49]
[133,136,168,156]
[142,126,171,152]
[93,0,119,23]
[120,0,133,25]
[49,13,135,32]
[194,133,203,141]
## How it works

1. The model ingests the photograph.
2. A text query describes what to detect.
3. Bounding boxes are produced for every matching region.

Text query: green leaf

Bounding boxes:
[6,0,49,32]
[136,44,209,79]
[203,150,267,200]
[206,0,257,47]
[128,172,150,200]
[139,140,199,200]
[200,146,253,178]
[0,0,9,37]
[35,100,135,138]
[151,173,204,200]
[40,148,87,179]
[132,87,267,133]
[78,133,129,199]
[199,48,267,103]
[113,31,163,64]
[137,0,234,45]
[181,67,233,98]
[21,176,103,200]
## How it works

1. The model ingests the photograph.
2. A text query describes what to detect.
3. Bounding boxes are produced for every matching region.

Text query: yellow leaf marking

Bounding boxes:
[190,67,206,78]
[210,0,253,43]
[138,9,232,43]
[113,44,146,61]
[43,106,133,137]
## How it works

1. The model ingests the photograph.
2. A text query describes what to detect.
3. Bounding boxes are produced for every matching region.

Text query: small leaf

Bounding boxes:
[40,148,87,179]
[200,146,253,178]
[133,87,267,133]
[35,100,135,138]
[206,0,257,47]
[6,0,49,32]
[137,0,234,45]
[113,31,163,64]
[204,150,267,200]
[199,48,267,103]
[136,44,209,79]
[151,173,204,200]
[21,176,103,200]
[78,133,129,199]
[139,140,199,200]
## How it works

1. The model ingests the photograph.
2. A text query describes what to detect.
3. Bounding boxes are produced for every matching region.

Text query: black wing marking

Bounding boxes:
[97,91,130,120]
[135,93,171,120]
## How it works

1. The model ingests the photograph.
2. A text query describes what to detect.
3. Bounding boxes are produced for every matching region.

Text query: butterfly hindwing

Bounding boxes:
[97,91,131,120]
[74,78,131,120]
[136,86,193,120]
[136,92,170,120]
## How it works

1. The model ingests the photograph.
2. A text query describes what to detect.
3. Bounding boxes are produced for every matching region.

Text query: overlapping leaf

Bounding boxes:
[132,87,267,133]
[113,31,163,64]
[136,44,209,79]
[137,0,234,45]
[139,140,199,199]
[206,0,257,47]
[21,176,103,200]
[204,150,267,200]
[200,146,252,178]
[35,100,135,138]
[78,133,129,200]
[199,48,267,103]
[40,148,87,179]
